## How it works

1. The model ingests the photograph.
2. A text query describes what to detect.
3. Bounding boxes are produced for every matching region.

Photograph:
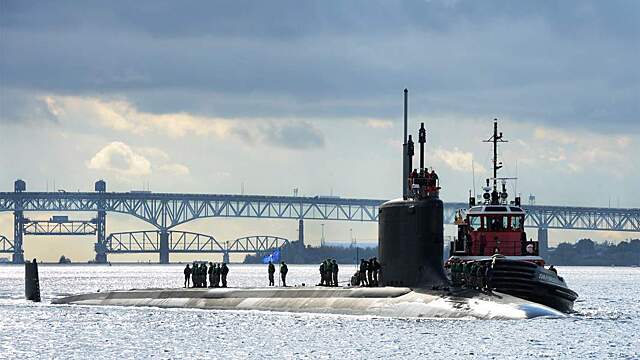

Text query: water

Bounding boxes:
[1,264,638,359]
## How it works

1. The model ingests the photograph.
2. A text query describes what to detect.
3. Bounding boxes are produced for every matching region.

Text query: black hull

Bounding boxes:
[488,259,578,313]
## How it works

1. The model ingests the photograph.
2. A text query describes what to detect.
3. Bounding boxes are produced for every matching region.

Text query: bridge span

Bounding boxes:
[1,180,639,263]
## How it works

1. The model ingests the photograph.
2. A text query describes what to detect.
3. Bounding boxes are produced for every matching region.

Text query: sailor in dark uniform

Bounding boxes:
[221,263,229,287]
[208,262,214,288]
[372,257,381,286]
[331,260,339,287]
[319,262,326,286]
[359,259,368,286]
[183,264,192,288]
[280,262,288,287]
[268,261,276,286]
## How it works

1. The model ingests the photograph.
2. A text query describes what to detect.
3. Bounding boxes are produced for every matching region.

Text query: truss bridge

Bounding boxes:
[1,179,638,263]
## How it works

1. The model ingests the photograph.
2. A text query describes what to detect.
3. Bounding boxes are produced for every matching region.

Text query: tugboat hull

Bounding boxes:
[488,259,577,312]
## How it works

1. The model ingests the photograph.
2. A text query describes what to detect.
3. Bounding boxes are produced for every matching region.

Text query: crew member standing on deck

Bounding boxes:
[372,257,381,286]
[215,263,221,287]
[221,262,229,288]
[268,261,276,286]
[211,263,218,288]
[184,264,192,288]
[280,261,289,287]
[319,261,326,286]
[193,263,200,288]
[208,262,214,288]
[367,258,374,286]
[331,259,339,287]
[359,259,368,286]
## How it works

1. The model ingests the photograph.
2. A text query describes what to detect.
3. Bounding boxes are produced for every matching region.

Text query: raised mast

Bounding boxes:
[402,89,409,198]
[483,119,507,190]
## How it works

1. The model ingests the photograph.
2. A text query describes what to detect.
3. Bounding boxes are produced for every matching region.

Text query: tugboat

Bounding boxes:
[446,120,578,313]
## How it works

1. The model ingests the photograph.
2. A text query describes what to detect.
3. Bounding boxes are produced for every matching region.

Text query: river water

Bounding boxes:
[0,264,638,359]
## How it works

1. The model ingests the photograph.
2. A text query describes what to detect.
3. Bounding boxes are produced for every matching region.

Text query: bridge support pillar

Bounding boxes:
[298,219,304,247]
[13,210,25,264]
[538,227,549,259]
[159,230,170,264]
[223,251,230,264]
[94,209,107,263]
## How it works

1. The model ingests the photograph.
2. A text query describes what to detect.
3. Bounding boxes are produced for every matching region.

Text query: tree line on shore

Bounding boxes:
[245,238,640,266]
[549,238,640,266]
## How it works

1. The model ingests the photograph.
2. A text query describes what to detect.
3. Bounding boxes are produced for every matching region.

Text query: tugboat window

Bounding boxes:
[469,216,481,229]
[511,216,523,230]
[488,216,508,231]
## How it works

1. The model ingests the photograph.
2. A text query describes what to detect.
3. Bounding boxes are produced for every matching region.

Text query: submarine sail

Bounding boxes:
[379,89,447,287]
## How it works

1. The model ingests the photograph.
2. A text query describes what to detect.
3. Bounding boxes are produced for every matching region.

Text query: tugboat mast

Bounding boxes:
[483,119,507,190]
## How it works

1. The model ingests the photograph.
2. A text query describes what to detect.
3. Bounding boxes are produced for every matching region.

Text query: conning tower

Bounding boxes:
[378,89,447,287]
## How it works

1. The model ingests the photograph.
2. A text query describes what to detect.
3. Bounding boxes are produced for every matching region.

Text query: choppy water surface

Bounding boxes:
[1,264,638,359]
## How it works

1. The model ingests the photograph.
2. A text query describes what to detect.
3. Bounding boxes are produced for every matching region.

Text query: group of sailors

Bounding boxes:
[448,259,493,291]
[408,168,439,196]
[183,262,229,288]
[267,261,289,287]
[352,257,381,287]
[318,259,339,286]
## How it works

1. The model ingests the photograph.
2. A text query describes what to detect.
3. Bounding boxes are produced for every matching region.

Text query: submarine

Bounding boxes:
[53,90,564,319]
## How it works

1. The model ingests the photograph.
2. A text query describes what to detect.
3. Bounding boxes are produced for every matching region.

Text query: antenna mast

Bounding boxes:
[472,157,476,199]
[483,119,508,190]
[402,89,409,198]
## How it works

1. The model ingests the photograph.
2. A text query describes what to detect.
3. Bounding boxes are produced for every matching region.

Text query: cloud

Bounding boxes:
[87,142,152,176]
[43,96,233,138]
[533,127,576,145]
[0,90,59,124]
[364,119,394,129]
[262,122,325,150]
[87,142,189,178]
[1,1,637,131]
[433,147,486,173]
[158,163,190,176]
[17,95,328,152]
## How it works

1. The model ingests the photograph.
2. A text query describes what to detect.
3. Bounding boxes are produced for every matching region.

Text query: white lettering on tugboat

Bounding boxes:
[537,272,559,284]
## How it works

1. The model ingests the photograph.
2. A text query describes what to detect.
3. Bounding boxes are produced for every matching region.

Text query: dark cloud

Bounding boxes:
[1,0,638,131]
[262,122,325,149]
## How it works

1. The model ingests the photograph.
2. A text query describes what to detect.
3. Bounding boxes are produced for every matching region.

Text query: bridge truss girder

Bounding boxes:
[23,220,97,236]
[1,192,639,232]
[0,235,13,253]
[105,230,289,255]
[227,236,290,253]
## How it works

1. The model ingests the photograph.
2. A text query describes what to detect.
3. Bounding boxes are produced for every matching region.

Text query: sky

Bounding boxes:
[1,1,639,261]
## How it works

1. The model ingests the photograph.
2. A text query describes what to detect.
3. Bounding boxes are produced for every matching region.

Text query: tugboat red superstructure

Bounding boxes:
[446,120,578,313]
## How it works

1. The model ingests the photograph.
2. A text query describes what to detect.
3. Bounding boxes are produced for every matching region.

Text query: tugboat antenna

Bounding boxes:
[483,119,508,189]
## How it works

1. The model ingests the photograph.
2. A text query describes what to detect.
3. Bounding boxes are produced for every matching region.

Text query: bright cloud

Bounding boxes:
[434,147,487,173]
[46,96,233,138]
[87,142,152,176]
[40,95,326,150]
[87,142,189,178]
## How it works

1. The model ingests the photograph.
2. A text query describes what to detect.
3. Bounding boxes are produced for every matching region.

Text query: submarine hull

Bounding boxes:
[378,198,447,287]
[53,286,564,319]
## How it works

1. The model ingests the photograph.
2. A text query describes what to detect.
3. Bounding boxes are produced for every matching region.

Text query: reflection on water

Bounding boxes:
[0,265,638,359]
